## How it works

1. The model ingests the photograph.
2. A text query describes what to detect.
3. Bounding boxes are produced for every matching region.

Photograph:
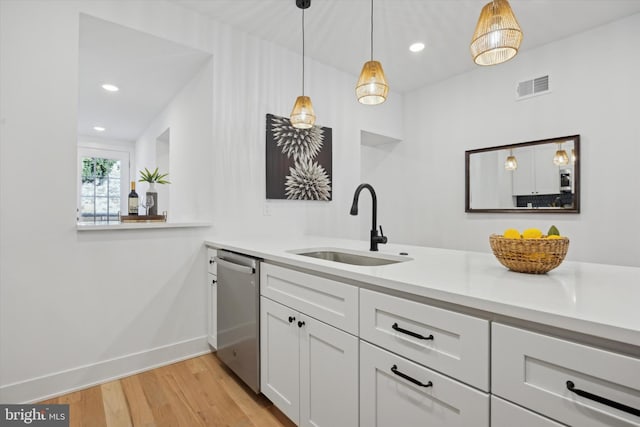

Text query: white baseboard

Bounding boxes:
[0,336,212,403]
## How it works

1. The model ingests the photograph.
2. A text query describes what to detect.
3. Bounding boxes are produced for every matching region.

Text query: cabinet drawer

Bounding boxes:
[359,288,489,390]
[360,340,489,427]
[491,396,563,427]
[260,263,358,335]
[492,323,640,427]
[207,248,217,276]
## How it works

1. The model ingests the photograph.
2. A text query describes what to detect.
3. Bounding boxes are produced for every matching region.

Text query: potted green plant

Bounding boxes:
[138,167,170,215]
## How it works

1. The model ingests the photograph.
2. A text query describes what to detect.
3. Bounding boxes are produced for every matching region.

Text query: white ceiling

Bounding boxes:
[78,2,640,142]
[170,0,640,93]
[78,15,211,141]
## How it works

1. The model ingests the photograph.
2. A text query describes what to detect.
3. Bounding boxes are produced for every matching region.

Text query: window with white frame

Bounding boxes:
[78,147,130,224]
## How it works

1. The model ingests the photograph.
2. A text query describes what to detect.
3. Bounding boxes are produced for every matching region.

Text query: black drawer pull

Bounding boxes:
[566,381,640,417]
[391,365,433,388]
[392,323,434,340]
[288,316,296,324]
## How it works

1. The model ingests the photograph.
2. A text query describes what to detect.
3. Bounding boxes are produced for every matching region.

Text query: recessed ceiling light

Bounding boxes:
[93,126,106,132]
[409,42,425,53]
[101,83,119,92]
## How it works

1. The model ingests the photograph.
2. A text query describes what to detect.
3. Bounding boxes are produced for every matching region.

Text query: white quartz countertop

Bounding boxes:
[205,236,640,348]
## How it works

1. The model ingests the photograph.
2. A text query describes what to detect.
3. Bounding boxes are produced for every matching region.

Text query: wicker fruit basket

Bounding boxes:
[489,234,569,274]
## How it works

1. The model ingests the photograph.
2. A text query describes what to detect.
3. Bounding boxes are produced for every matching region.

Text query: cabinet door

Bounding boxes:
[207,248,217,275]
[360,341,489,427]
[260,297,300,425]
[299,315,358,427]
[534,145,560,195]
[512,147,535,195]
[207,274,217,349]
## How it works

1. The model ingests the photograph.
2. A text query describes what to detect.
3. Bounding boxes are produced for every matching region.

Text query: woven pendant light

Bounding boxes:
[553,144,569,166]
[470,0,523,66]
[290,95,315,129]
[504,150,518,170]
[290,0,316,129]
[356,0,388,105]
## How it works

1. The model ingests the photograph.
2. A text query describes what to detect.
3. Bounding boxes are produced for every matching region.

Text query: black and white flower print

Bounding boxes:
[284,159,331,201]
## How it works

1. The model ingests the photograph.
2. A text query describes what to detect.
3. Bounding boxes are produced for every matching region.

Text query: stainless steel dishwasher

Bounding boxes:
[214,250,261,393]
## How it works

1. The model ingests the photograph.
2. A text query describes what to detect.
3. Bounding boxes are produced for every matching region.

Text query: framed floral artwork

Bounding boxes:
[265,114,332,200]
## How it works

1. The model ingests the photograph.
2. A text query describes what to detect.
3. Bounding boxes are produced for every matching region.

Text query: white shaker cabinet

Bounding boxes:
[512,145,560,196]
[491,396,564,427]
[260,296,300,423]
[492,323,640,427]
[360,341,489,427]
[260,296,359,427]
[206,248,217,349]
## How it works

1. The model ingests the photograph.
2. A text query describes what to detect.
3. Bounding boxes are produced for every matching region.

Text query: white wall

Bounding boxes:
[0,0,403,402]
[363,13,640,267]
[207,21,404,240]
[135,58,213,221]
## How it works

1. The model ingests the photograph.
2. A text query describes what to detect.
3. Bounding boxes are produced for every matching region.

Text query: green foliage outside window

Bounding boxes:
[82,157,118,184]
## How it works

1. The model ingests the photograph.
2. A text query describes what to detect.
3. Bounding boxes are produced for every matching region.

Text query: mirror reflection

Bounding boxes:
[465,135,580,213]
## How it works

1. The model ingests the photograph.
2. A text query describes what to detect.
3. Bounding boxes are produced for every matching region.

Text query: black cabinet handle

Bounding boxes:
[298,320,305,328]
[209,259,215,264]
[566,381,640,417]
[288,316,296,323]
[391,365,433,388]
[392,323,434,340]
[211,279,217,285]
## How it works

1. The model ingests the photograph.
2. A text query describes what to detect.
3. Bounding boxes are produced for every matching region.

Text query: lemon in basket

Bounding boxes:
[503,228,521,239]
[522,228,543,239]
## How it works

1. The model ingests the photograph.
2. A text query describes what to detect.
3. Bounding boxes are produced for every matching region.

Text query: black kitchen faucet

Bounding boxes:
[350,183,387,251]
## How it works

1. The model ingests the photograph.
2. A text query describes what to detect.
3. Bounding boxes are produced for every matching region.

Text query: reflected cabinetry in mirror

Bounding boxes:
[465,135,580,213]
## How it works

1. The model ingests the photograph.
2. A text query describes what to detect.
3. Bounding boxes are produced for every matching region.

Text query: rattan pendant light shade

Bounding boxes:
[290,95,315,129]
[356,60,389,105]
[290,0,316,129]
[553,144,570,166]
[470,0,523,66]
[356,0,388,105]
[504,150,518,170]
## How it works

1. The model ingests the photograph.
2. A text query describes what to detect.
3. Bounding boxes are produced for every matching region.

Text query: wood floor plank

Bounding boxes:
[137,370,180,427]
[80,385,107,427]
[37,353,293,427]
[200,354,295,427]
[153,364,206,427]
[57,390,84,427]
[100,380,132,427]
[119,375,156,427]
[171,358,247,426]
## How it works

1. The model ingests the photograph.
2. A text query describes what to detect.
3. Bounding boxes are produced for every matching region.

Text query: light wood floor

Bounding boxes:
[39,353,295,427]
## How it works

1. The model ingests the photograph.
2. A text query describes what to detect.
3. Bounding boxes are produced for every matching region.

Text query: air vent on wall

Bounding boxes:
[516,75,550,100]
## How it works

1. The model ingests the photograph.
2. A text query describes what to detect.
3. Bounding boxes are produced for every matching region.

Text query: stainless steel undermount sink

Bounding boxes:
[289,248,412,266]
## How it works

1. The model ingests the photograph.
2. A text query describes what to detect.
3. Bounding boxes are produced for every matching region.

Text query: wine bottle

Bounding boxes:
[128,181,139,215]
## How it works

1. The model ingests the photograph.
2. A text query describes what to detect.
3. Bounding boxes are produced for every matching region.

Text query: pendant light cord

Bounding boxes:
[302,8,305,96]
[370,0,374,61]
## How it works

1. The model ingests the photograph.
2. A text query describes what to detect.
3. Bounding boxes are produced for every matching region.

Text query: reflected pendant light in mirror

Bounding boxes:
[356,0,389,105]
[504,150,517,170]
[553,143,570,166]
[290,0,316,129]
[470,0,523,66]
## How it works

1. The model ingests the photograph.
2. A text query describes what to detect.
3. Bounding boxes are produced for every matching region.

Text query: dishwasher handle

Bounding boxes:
[214,256,255,275]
